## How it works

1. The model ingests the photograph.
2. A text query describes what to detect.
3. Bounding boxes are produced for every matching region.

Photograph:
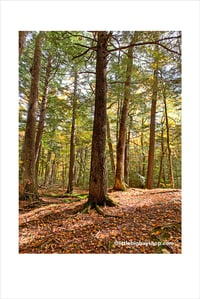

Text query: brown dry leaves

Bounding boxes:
[19,188,181,254]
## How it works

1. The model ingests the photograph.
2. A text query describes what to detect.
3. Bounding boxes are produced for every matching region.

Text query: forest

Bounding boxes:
[19,31,181,254]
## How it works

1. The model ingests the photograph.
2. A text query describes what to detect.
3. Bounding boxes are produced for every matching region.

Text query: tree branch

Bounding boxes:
[72,48,91,60]
[156,42,181,56]
[78,71,96,75]
[74,43,96,50]
[155,35,181,43]
[108,35,181,55]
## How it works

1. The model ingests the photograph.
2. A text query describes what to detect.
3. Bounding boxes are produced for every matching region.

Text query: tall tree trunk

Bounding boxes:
[67,71,78,193]
[85,31,115,208]
[146,43,159,189]
[21,32,45,200]
[35,54,52,168]
[163,86,175,188]
[113,35,135,190]
[107,115,115,178]
[19,31,29,59]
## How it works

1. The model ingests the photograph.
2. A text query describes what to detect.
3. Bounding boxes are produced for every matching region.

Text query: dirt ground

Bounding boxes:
[19,187,181,254]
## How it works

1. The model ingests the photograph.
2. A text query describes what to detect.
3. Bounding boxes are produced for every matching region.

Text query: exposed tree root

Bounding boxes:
[79,198,121,218]
[20,192,120,217]
[81,203,91,214]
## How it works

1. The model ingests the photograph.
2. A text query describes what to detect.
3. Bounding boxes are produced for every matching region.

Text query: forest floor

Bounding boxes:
[19,187,181,254]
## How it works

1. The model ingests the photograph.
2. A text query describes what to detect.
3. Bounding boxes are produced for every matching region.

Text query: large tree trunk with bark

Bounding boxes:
[21,32,45,200]
[84,31,115,210]
[67,71,78,193]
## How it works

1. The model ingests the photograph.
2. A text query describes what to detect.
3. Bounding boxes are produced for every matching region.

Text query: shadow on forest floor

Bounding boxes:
[19,187,181,254]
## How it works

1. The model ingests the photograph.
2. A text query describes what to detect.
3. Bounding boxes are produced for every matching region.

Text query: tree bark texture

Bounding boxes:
[88,31,111,206]
[21,32,45,199]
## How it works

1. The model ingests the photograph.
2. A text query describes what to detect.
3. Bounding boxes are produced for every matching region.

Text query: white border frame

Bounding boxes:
[0,1,199,298]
